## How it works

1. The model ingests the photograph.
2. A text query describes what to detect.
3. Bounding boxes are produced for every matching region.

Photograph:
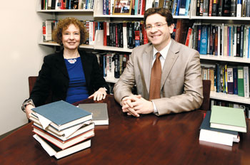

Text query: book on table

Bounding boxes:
[210,105,247,133]
[199,111,240,146]
[33,121,95,141]
[33,134,91,159]
[33,125,94,150]
[78,103,109,125]
[31,100,92,131]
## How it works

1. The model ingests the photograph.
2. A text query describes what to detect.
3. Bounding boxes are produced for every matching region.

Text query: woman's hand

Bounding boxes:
[25,104,35,119]
[88,87,107,101]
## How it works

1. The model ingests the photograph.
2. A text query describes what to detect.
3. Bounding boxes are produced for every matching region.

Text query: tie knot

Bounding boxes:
[156,52,161,59]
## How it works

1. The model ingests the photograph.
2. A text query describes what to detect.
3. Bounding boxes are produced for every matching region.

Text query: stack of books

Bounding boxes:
[199,105,247,146]
[30,100,94,159]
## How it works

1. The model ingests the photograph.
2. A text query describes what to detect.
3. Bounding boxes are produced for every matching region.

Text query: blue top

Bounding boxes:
[64,57,89,104]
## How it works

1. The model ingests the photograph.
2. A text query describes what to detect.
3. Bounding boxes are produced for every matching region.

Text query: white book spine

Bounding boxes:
[123,24,128,49]
[243,66,249,98]
[237,3,242,17]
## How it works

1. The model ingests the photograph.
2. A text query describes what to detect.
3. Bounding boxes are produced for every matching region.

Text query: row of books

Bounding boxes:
[171,0,191,16]
[199,105,247,146]
[95,52,130,79]
[186,23,250,58]
[201,63,250,98]
[41,0,94,10]
[196,0,250,17]
[42,19,149,49]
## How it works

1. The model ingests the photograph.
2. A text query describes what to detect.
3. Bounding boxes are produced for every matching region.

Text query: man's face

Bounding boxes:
[145,14,174,51]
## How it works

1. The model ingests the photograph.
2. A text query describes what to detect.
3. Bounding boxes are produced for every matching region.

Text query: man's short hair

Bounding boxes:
[144,8,174,26]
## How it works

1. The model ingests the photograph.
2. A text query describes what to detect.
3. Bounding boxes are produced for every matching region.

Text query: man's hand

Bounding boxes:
[122,95,154,117]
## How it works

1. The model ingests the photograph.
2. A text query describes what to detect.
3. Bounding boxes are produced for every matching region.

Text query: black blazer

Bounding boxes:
[29,49,109,106]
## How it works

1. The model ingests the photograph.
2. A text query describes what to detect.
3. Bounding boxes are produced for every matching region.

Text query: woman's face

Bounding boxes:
[62,24,80,51]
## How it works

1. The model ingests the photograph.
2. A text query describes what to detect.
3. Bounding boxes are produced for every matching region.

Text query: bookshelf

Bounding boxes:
[37,0,250,106]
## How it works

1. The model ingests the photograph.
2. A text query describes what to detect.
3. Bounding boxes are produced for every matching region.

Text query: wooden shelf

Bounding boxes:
[37,9,93,13]
[104,77,119,83]
[210,91,250,105]
[39,42,94,49]
[200,55,250,64]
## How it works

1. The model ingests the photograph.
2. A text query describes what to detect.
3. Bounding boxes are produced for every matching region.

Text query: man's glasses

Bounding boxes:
[145,22,168,31]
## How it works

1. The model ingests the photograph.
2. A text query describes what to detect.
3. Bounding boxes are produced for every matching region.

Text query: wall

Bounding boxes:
[0,1,53,135]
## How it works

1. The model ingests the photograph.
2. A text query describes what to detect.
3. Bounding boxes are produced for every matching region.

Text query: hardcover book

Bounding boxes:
[33,125,94,149]
[79,103,109,125]
[33,134,91,159]
[32,100,92,131]
[199,111,239,146]
[210,105,247,133]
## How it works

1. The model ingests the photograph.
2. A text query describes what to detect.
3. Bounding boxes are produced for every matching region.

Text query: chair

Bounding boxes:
[28,76,38,95]
[199,80,211,111]
[28,76,51,104]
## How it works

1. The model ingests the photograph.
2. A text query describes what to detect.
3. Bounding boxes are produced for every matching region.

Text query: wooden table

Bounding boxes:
[1,95,249,165]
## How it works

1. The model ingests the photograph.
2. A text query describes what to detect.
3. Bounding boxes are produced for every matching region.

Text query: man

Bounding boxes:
[113,8,203,117]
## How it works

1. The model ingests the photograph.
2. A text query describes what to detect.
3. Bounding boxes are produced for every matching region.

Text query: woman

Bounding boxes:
[22,17,109,118]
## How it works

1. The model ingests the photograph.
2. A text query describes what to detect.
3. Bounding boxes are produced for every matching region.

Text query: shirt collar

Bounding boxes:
[153,40,172,60]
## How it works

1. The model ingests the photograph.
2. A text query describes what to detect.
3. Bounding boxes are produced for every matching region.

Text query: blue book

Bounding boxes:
[216,63,221,93]
[185,0,191,16]
[134,0,138,15]
[175,0,181,16]
[172,0,177,15]
[32,100,92,131]
[228,26,231,56]
[233,67,238,94]
[179,0,187,16]
[200,25,208,55]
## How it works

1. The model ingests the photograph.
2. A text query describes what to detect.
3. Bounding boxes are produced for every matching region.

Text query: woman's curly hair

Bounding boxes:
[52,17,88,45]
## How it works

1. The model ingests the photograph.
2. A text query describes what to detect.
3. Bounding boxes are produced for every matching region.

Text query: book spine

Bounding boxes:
[240,25,245,57]
[243,66,249,97]
[237,0,242,17]
[179,0,187,16]
[212,0,219,16]
[200,25,208,55]
[237,66,244,96]
[227,67,234,94]
[231,0,236,16]
[233,67,238,94]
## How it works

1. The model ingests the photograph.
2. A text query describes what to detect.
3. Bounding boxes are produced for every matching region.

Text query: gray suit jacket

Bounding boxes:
[113,39,203,116]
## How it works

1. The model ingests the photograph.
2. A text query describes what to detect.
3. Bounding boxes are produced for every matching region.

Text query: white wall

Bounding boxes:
[0,1,53,135]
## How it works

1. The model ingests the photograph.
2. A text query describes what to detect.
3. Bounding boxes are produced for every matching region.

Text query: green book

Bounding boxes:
[210,105,247,133]
[237,66,244,97]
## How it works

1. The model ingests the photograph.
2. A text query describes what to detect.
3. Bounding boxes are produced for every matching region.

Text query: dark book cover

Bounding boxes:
[197,0,201,15]
[218,0,224,16]
[227,66,234,94]
[212,0,219,16]
[236,26,241,57]
[233,67,238,94]
[222,0,231,16]
[200,111,238,135]
[113,53,120,78]
[230,0,236,16]
[240,25,244,57]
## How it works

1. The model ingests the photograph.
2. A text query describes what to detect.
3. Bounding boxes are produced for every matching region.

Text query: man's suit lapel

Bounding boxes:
[161,40,180,88]
[141,44,153,92]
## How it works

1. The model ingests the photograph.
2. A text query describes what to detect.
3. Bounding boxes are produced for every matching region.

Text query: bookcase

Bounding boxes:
[37,0,250,108]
